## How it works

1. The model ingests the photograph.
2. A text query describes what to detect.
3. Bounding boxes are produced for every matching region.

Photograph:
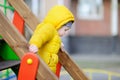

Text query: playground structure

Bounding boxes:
[0,0,88,80]
[1,0,120,80]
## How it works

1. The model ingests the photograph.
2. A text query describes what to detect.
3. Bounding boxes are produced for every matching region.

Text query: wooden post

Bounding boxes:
[8,0,89,80]
[0,10,58,80]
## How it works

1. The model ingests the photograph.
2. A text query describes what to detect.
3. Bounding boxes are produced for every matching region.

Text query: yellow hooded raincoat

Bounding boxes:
[29,5,74,73]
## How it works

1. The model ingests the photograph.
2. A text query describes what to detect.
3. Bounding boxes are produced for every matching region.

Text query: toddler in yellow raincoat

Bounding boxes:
[29,5,74,75]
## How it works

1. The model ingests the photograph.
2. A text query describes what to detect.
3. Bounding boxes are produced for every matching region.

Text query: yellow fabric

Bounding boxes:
[44,5,74,30]
[29,5,74,73]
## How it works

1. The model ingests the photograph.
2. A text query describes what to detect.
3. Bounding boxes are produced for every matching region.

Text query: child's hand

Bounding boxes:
[29,44,38,53]
[60,43,65,52]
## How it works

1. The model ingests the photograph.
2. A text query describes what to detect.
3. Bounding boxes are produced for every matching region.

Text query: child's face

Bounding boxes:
[58,26,71,37]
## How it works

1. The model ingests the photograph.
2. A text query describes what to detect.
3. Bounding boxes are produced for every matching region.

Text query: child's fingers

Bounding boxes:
[29,45,38,53]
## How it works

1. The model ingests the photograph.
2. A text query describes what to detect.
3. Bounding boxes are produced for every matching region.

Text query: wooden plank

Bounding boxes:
[58,50,89,80]
[8,0,39,31]
[0,10,58,80]
[8,0,89,79]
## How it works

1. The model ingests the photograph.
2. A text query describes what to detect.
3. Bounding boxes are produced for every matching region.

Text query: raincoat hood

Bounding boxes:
[43,5,74,30]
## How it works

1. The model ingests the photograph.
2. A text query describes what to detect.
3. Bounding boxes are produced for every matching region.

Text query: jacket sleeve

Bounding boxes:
[50,35,61,54]
[29,23,55,48]
[45,35,61,54]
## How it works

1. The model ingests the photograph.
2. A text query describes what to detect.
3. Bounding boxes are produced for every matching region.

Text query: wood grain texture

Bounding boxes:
[58,50,89,80]
[8,0,39,31]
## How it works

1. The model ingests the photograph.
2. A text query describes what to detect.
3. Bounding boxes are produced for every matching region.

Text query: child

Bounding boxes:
[29,5,74,76]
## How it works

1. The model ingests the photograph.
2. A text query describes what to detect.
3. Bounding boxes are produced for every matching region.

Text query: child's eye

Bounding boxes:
[65,28,70,31]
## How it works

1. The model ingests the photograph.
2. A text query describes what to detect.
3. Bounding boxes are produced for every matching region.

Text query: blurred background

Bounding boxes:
[0,0,120,80]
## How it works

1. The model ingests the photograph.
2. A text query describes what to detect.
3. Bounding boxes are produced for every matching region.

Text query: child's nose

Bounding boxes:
[65,30,69,35]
